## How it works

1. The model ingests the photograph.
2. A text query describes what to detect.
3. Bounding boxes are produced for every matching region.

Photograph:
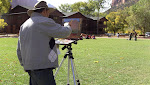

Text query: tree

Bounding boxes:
[125,7,140,33]
[118,7,130,33]
[71,1,95,16]
[0,0,10,31]
[73,1,95,16]
[92,12,107,17]
[104,12,124,34]
[59,1,95,16]
[125,0,150,34]
[0,0,11,14]
[59,4,72,12]
[0,19,7,28]
[93,0,106,34]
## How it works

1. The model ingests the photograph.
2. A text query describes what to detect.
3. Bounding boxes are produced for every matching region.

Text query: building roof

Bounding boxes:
[62,12,79,17]
[90,17,105,20]
[63,12,93,20]
[4,5,62,17]
[63,12,106,21]
[3,12,27,15]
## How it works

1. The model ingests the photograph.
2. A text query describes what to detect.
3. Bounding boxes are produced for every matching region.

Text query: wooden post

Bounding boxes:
[13,25,16,33]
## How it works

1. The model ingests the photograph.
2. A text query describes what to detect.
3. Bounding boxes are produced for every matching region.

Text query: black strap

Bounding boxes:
[49,37,55,49]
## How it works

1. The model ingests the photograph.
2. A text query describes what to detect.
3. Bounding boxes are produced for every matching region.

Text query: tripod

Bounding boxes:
[54,42,80,85]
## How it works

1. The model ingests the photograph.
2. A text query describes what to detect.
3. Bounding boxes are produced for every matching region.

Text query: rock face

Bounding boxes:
[11,0,37,9]
[112,0,129,6]
[11,0,56,9]
[104,0,139,13]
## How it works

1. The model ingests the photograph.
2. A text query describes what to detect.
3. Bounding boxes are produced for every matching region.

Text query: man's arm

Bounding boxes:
[37,18,72,38]
[17,37,23,66]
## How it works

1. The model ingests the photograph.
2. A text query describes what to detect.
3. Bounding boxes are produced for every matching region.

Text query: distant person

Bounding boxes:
[117,33,119,38]
[92,35,96,39]
[129,33,133,40]
[86,35,89,39]
[134,32,137,41]
[88,35,91,39]
[79,35,83,40]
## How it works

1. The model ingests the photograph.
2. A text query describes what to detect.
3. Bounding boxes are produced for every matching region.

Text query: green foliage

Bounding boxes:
[59,0,106,17]
[0,0,10,31]
[93,12,107,17]
[58,4,72,12]
[0,0,11,14]
[118,8,130,33]
[105,12,125,34]
[59,1,95,16]
[93,0,106,12]
[125,0,150,34]
[0,19,8,29]
[0,18,7,31]
[105,0,150,34]
[71,1,95,16]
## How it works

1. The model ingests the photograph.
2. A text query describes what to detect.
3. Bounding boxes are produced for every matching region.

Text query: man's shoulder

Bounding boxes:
[32,16,55,23]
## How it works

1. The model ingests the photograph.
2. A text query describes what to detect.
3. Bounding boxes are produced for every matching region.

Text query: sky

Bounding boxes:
[11,0,112,12]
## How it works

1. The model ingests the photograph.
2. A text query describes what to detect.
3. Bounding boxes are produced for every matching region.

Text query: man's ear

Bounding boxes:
[41,9,47,17]
[43,9,47,13]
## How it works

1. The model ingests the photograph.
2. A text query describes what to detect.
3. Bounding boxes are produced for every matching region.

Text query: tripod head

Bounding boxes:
[55,39,78,50]
[61,40,77,50]
[55,39,77,45]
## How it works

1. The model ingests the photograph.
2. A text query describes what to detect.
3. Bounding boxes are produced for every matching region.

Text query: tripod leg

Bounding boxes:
[71,59,76,85]
[72,59,80,85]
[67,56,70,85]
[54,58,66,78]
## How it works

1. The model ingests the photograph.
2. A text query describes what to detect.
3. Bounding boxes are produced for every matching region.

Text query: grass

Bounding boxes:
[0,38,150,85]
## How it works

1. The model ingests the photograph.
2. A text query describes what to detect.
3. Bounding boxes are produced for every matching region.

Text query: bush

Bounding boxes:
[0,19,7,30]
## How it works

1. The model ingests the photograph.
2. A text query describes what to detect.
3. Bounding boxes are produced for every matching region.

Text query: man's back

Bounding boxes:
[18,12,72,70]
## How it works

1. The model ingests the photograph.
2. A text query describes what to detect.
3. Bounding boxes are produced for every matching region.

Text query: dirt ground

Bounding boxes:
[96,36,150,40]
[0,34,18,38]
[0,34,149,40]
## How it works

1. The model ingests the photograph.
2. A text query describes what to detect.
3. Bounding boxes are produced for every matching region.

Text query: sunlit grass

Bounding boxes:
[0,38,150,85]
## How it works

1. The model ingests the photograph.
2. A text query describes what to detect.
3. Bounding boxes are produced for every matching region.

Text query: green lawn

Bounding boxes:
[0,38,150,85]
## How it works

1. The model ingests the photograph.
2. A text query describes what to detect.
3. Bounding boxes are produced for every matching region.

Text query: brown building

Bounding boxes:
[90,17,108,34]
[2,6,107,34]
[2,5,29,34]
[63,12,107,34]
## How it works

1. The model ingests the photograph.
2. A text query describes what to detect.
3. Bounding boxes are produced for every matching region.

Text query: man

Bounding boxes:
[134,31,137,41]
[129,33,133,40]
[17,1,73,85]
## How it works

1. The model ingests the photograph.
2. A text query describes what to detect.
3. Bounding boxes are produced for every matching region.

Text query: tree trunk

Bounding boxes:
[97,10,99,35]
[113,30,116,35]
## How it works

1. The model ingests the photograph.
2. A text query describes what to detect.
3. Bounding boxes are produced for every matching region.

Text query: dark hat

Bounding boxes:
[27,1,56,16]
